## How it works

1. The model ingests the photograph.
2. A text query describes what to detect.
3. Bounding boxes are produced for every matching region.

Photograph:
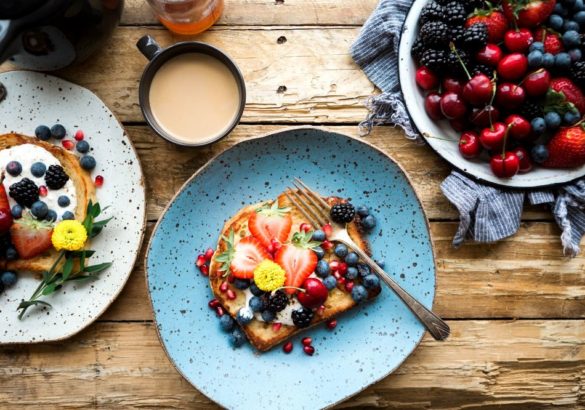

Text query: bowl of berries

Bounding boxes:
[399,0,585,188]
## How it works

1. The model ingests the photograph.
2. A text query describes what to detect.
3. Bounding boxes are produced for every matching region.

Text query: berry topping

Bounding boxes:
[216,231,272,279]
[297,278,328,309]
[94,175,104,187]
[0,176,12,233]
[11,205,22,219]
[35,125,51,141]
[229,328,246,348]
[76,140,90,154]
[74,130,85,141]
[330,203,356,224]
[62,211,75,220]
[30,162,46,177]
[219,314,235,332]
[44,165,69,190]
[351,284,368,303]
[236,306,254,325]
[6,161,22,177]
[233,278,250,290]
[10,214,53,260]
[62,140,74,150]
[80,155,97,171]
[291,306,314,328]
[261,309,276,322]
[57,195,70,207]
[322,275,337,290]
[248,201,292,249]
[9,178,39,207]
[303,345,315,356]
[249,296,265,312]
[50,124,66,140]
[266,290,289,312]
[30,201,48,219]
[315,260,330,278]
[39,186,48,197]
[283,341,293,353]
[1,271,17,288]
[275,231,319,294]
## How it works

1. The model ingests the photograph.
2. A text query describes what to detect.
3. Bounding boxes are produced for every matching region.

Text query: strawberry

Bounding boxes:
[275,231,319,295]
[248,201,292,249]
[10,215,53,259]
[215,231,271,279]
[466,9,509,43]
[543,124,585,168]
[550,77,585,114]
[0,175,13,233]
[534,27,564,54]
[502,0,556,27]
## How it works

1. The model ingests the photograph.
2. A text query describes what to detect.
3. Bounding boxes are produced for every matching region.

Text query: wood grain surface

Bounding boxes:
[1,1,583,409]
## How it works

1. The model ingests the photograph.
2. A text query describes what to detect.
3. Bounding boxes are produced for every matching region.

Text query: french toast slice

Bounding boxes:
[209,193,380,352]
[0,133,96,272]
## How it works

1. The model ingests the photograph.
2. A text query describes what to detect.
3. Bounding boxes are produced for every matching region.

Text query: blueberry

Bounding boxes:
[375,259,385,269]
[229,327,246,348]
[564,110,581,124]
[236,306,254,325]
[45,210,57,222]
[344,252,359,266]
[527,50,544,67]
[543,53,555,68]
[351,285,368,303]
[6,161,21,177]
[249,282,264,296]
[563,20,580,32]
[35,125,51,141]
[11,205,22,219]
[219,314,235,332]
[62,211,75,220]
[576,0,585,11]
[334,243,348,258]
[315,260,331,278]
[311,229,326,242]
[563,31,581,47]
[531,144,549,164]
[357,263,371,277]
[233,279,250,290]
[569,48,583,62]
[576,10,585,24]
[249,296,264,312]
[555,52,572,68]
[549,14,565,30]
[5,247,17,261]
[554,3,568,16]
[565,0,576,7]
[260,309,276,322]
[30,162,46,177]
[529,41,545,52]
[531,117,546,135]
[356,205,369,217]
[76,140,90,154]
[322,275,337,290]
[50,124,66,139]
[361,215,376,231]
[363,274,381,289]
[312,246,325,260]
[79,155,96,171]
[545,112,562,129]
[0,271,17,287]
[346,266,359,280]
[30,201,48,219]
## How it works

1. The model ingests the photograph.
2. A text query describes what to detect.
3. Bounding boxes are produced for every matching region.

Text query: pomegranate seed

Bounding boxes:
[345,280,354,292]
[227,275,235,283]
[62,139,74,150]
[271,239,282,252]
[329,260,340,271]
[332,271,341,280]
[283,341,293,353]
[326,319,337,330]
[94,175,104,187]
[226,289,236,300]
[303,345,315,356]
[38,186,48,197]
[195,254,206,267]
[321,240,333,250]
[215,306,225,316]
[204,248,214,261]
[317,305,326,315]
[323,224,332,237]
[208,298,220,309]
[267,243,275,253]
[220,281,228,293]
[74,130,85,141]
[299,223,312,232]
[338,262,348,275]
[200,264,209,276]
[272,322,282,332]
[337,277,346,287]
[301,337,312,346]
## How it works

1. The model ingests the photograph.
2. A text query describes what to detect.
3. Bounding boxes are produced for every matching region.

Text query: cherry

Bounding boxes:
[490,152,520,178]
[514,146,533,173]
[462,74,494,106]
[297,278,328,309]
[459,131,482,159]
[497,53,528,81]
[505,114,532,140]
[476,44,503,67]
[471,105,500,127]
[442,77,465,94]
[504,28,534,53]
[424,92,444,121]
[450,118,469,132]
[523,69,551,97]
[440,92,467,119]
[480,122,507,151]
[496,83,525,110]
[415,66,439,90]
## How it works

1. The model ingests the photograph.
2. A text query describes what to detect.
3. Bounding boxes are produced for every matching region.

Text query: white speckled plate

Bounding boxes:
[0,71,146,344]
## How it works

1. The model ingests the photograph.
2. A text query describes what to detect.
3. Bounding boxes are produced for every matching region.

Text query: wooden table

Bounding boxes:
[1,1,584,408]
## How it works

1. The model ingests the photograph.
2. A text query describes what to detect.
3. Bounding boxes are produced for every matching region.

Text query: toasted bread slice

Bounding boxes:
[209,193,380,352]
[0,133,96,272]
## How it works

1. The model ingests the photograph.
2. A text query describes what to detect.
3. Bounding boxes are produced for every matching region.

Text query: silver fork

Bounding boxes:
[285,178,450,341]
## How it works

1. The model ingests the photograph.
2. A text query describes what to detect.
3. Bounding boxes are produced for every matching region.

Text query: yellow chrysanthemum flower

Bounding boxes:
[52,220,88,251]
[253,260,286,292]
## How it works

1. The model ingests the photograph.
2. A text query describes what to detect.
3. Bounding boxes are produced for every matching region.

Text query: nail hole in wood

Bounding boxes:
[277,36,287,44]
[275,0,284,4]
[277,85,287,93]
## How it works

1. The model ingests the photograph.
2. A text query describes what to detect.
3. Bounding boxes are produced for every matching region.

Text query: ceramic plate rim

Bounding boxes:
[144,125,436,408]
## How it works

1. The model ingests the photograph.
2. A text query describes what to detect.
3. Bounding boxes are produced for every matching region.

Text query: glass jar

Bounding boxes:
[146,0,224,35]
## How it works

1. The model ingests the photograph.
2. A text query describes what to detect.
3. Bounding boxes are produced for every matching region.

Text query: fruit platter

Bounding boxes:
[399,0,585,188]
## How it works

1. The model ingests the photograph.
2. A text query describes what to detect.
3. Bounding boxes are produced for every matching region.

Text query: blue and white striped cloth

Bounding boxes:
[351,0,585,256]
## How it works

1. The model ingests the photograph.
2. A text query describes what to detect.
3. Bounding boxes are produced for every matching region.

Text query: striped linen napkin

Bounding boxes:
[351,0,585,256]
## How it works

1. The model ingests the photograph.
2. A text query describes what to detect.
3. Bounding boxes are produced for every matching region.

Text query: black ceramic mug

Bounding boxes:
[136,35,246,147]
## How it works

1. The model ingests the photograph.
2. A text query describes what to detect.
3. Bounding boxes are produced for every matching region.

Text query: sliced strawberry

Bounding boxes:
[10,215,53,259]
[228,236,271,279]
[248,201,292,248]
[275,232,319,294]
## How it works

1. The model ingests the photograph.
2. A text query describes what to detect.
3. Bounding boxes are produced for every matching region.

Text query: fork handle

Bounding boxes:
[342,240,450,341]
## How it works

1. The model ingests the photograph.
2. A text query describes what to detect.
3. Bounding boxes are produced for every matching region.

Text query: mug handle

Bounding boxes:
[136,35,162,61]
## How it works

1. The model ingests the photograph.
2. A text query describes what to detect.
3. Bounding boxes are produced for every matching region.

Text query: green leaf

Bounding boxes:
[18,300,52,310]
[69,250,96,258]
[62,257,74,281]
[93,217,113,229]
[41,283,57,296]
[84,262,112,274]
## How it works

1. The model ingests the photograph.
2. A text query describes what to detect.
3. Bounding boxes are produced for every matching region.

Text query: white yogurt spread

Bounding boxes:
[0,144,77,221]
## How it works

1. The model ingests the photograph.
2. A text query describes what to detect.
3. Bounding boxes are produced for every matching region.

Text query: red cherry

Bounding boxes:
[415,66,439,90]
[505,114,532,140]
[462,74,494,106]
[283,341,293,353]
[424,92,444,121]
[95,175,104,187]
[504,28,534,53]
[440,92,467,119]
[459,131,482,159]
[496,83,526,110]
[479,123,507,151]
[514,146,533,173]
[442,77,465,94]
[476,44,503,67]
[449,118,469,132]
[523,69,551,97]
[490,152,520,178]
[471,105,500,128]
[74,130,85,141]
[497,53,528,81]
[297,278,328,309]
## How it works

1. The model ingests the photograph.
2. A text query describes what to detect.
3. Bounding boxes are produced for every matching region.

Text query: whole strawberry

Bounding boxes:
[466,8,509,43]
[534,27,564,54]
[502,0,556,28]
[550,77,585,115]
[543,124,585,168]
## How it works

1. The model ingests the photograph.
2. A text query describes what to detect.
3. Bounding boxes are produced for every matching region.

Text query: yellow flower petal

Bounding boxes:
[253,260,286,292]
[52,220,88,251]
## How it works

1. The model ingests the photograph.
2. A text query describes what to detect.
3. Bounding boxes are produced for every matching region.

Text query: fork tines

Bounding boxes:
[284,179,331,229]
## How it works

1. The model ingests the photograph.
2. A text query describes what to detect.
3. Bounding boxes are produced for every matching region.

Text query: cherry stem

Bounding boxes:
[518,68,544,88]
[276,286,306,293]
[450,42,471,80]
[501,123,513,158]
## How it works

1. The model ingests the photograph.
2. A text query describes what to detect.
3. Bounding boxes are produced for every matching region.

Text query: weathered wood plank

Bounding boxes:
[0,320,582,409]
[122,0,378,26]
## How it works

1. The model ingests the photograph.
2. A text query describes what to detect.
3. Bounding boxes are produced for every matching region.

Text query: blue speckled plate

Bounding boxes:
[145,127,435,409]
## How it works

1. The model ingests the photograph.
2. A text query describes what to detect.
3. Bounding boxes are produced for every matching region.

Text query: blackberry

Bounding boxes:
[419,2,444,25]
[444,2,467,26]
[411,37,425,63]
[450,26,465,44]
[570,61,585,87]
[462,0,486,12]
[265,290,288,312]
[330,203,356,224]
[461,23,488,51]
[419,21,449,47]
[9,178,39,207]
[471,63,493,77]
[520,101,544,120]
[420,49,448,74]
[44,165,69,190]
[447,49,471,78]
[291,307,314,328]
